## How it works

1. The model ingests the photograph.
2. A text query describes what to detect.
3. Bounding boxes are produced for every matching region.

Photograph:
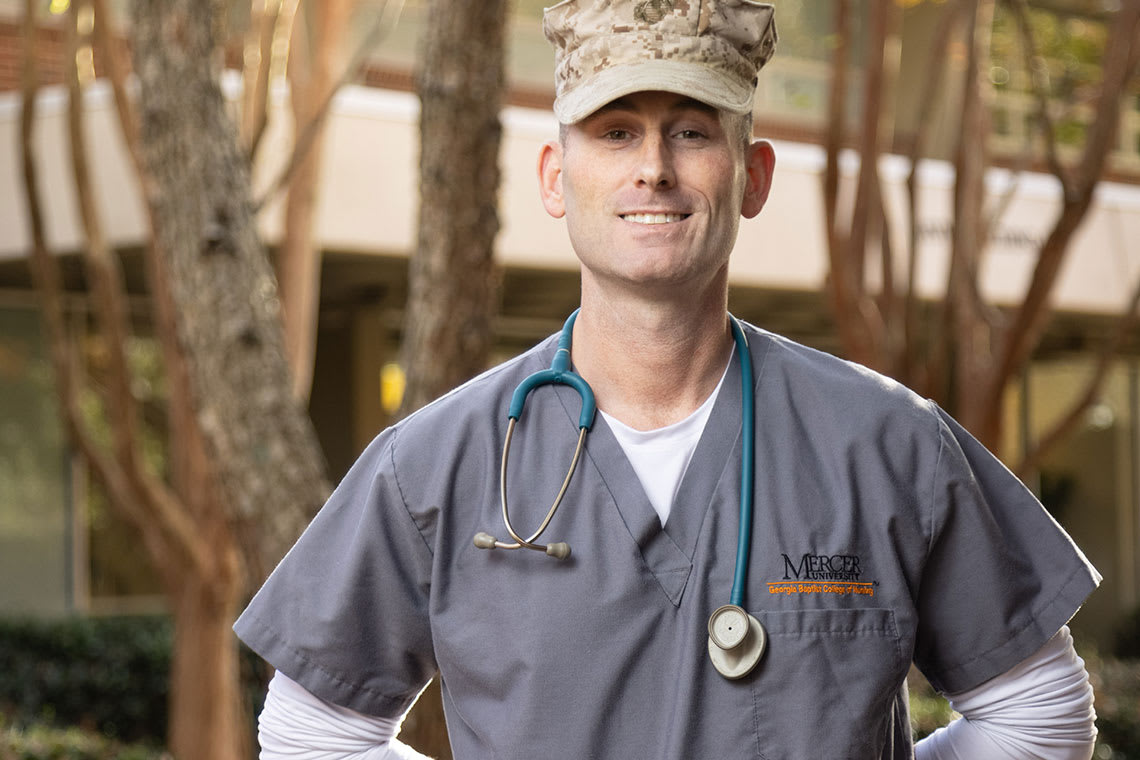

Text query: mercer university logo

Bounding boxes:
[767,552,876,599]
[781,552,863,581]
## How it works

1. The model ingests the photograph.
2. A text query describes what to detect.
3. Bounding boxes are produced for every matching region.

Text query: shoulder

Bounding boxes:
[743,323,937,431]
[393,333,558,437]
[740,324,952,499]
[372,333,562,498]
[339,334,560,547]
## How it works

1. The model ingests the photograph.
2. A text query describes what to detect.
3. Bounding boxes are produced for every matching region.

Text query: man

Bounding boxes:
[237,2,1101,757]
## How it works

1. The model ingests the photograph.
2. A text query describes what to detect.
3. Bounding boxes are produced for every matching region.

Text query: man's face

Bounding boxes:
[538,91,774,298]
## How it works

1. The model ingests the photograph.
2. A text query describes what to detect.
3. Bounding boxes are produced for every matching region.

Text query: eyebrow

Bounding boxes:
[591,95,719,118]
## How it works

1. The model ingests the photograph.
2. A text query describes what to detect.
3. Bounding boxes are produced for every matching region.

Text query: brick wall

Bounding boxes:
[0,15,558,111]
[0,20,72,91]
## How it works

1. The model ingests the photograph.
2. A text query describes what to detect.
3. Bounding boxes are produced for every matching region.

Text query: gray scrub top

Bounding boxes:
[235,323,1100,759]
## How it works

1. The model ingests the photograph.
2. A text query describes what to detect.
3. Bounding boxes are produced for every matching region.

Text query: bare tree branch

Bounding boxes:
[67,1,144,486]
[242,0,282,157]
[21,0,186,587]
[67,0,214,579]
[253,0,404,211]
[1016,270,1140,478]
[822,0,882,367]
[847,0,892,296]
[977,0,1047,272]
[945,0,998,434]
[21,5,66,396]
[822,0,848,260]
[990,1,1140,421]
[903,0,968,395]
[90,0,141,168]
[274,0,364,401]
[89,0,199,501]
[21,0,94,483]
[875,1,904,376]
[1006,0,1071,190]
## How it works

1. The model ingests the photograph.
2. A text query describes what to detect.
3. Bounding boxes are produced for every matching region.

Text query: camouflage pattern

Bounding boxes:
[543,0,777,124]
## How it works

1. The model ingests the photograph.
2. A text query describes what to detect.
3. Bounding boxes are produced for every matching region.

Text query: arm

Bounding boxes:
[914,626,1096,760]
[258,671,435,760]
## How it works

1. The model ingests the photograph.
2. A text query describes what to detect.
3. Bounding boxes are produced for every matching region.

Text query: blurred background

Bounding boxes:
[1,0,1139,757]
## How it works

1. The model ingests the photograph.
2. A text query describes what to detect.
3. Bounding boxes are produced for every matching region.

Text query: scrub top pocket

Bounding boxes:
[748,607,908,760]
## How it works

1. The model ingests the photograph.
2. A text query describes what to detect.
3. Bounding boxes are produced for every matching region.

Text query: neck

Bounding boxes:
[570,278,733,430]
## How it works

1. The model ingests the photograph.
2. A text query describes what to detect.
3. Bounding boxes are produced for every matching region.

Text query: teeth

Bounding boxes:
[623,213,686,224]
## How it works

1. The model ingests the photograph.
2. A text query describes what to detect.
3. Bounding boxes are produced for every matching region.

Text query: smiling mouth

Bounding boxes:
[620,213,690,225]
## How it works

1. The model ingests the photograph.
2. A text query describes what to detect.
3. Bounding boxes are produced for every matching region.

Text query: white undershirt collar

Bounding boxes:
[599,349,733,526]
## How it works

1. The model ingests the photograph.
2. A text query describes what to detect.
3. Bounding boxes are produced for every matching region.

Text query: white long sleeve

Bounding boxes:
[258,626,1094,759]
[258,671,434,760]
[914,626,1097,760]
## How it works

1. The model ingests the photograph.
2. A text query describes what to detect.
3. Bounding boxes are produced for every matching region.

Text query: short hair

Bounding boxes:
[727,111,754,155]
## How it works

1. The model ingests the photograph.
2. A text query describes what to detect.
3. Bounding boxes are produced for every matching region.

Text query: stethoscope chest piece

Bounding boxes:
[707,604,766,680]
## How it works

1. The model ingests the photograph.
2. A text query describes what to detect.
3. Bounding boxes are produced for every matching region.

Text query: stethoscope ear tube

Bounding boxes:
[473,311,593,560]
[497,419,587,557]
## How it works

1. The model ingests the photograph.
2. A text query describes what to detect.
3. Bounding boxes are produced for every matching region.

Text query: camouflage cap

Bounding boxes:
[543,0,777,124]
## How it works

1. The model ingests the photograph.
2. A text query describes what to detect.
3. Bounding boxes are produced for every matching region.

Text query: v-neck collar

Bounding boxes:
[550,341,752,607]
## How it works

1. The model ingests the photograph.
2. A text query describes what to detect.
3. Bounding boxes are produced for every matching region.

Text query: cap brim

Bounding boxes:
[553,60,756,125]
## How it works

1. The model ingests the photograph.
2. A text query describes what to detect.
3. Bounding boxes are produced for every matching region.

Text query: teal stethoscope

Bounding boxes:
[473,310,767,679]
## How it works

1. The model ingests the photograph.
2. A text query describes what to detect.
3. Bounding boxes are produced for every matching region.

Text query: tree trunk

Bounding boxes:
[127,0,331,756]
[22,2,261,757]
[129,0,329,582]
[948,0,996,443]
[165,373,244,759]
[168,550,245,760]
[395,0,508,754]
[398,0,507,417]
[277,0,354,402]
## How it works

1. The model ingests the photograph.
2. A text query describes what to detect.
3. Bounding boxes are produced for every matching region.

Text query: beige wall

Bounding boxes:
[2,79,1139,318]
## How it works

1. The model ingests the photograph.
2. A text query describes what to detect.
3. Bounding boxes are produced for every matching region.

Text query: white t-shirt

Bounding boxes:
[599,360,725,525]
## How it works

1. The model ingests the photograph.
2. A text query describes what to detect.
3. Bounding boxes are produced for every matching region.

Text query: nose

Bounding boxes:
[634,133,675,189]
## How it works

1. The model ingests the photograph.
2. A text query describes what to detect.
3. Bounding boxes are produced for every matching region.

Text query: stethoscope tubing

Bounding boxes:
[499,420,589,550]
[508,311,596,429]
[728,316,754,608]
[486,310,595,557]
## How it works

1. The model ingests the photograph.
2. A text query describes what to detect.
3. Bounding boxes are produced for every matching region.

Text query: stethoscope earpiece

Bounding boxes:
[473,531,573,559]
[707,604,766,679]
[545,542,571,559]
[473,532,498,550]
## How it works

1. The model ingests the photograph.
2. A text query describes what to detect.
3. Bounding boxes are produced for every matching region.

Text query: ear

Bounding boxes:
[538,140,566,219]
[740,140,776,219]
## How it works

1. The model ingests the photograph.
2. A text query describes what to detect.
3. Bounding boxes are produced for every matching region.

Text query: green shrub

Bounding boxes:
[1089,656,1140,760]
[907,668,955,741]
[912,654,1140,759]
[0,717,169,760]
[1115,606,1140,660]
[0,614,268,754]
[0,616,171,745]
